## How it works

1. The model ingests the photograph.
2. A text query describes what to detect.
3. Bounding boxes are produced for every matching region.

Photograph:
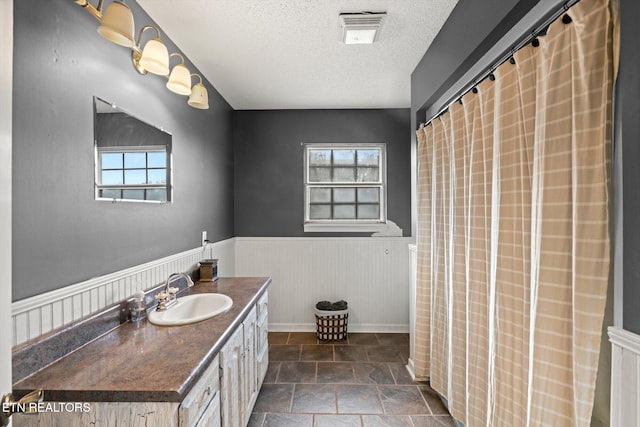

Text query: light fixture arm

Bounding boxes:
[190,73,203,85]
[135,25,162,51]
[169,53,186,66]
[74,0,104,21]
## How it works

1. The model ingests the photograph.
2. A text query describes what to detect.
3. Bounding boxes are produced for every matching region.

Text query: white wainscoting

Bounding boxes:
[234,237,412,333]
[609,326,640,427]
[11,238,235,346]
[12,236,411,346]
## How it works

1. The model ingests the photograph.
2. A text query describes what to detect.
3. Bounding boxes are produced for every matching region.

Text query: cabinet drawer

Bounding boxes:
[180,355,220,427]
[256,291,268,319]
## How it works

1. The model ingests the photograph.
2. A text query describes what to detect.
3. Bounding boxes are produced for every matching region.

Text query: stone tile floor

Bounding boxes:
[249,332,457,427]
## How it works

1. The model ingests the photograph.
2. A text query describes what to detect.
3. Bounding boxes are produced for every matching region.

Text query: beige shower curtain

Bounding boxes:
[414,0,612,425]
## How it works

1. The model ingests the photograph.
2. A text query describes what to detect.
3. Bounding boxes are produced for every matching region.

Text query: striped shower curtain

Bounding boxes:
[414,0,613,425]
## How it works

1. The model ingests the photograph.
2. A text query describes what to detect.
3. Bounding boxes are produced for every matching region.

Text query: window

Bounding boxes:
[304,143,386,232]
[96,146,171,202]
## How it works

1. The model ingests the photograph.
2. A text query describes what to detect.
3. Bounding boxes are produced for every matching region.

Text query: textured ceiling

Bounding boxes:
[137,0,458,110]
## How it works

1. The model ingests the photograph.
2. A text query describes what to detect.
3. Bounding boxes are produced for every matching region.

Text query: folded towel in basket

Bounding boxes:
[316,301,333,310]
[332,300,348,311]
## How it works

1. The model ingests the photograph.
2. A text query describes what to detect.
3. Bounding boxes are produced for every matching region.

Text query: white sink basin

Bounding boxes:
[148,293,233,326]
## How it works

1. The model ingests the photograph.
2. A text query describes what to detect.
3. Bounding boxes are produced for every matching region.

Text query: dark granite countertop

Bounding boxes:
[12,277,271,403]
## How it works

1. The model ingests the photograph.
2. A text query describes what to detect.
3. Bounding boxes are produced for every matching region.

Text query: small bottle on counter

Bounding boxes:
[129,290,147,322]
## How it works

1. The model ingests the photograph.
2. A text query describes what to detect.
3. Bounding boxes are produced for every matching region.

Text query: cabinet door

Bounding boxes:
[219,326,244,427]
[242,307,258,425]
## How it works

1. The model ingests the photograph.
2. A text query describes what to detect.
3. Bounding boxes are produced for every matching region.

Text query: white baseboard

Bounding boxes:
[268,323,409,334]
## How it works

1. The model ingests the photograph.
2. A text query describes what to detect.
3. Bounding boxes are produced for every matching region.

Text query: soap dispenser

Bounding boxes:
[199,259,218,282]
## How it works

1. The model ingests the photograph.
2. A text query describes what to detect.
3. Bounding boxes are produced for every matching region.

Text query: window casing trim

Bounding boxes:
[303,143,387,232]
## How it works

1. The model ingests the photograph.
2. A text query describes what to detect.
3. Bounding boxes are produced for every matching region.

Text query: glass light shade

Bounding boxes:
[188,83,209,109]
[97,1,135,48]
[166,64,192,95]
[139,38,169,75]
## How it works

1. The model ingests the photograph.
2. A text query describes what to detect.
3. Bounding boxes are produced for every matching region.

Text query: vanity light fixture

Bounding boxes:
[72,0,209,109]
[188,74,210,110]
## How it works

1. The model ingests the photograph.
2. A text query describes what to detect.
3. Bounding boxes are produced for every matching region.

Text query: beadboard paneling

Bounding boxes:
[11,239,235,346]
[609,326,640,427]
[234,237,412,332]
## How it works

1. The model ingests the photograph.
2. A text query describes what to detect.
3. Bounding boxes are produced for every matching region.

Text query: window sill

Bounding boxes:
[304,222,387,233]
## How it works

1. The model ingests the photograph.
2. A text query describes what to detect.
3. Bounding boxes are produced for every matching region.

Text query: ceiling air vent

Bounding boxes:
[339,12,386,44]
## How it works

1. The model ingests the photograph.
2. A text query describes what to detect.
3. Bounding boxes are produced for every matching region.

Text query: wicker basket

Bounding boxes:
[314,308,349,341]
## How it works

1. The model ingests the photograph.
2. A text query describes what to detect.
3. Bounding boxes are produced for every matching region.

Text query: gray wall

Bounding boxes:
[12,0,234,301]
[233,109,411,237]
[619,0,640,335]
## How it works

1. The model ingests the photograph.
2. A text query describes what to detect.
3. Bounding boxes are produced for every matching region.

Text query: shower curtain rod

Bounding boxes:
[420,0,580,128]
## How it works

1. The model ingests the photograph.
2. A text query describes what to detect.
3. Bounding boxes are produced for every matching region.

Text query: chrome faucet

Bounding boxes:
[155,273,194,311]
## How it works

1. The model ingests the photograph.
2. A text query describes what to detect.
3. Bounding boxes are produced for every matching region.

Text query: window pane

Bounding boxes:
[147,189,167,202]
[101,189,121,199]
[358,188,379,203]
[148,152,166,168]
[124,169,146,185]
[357,167,379,182]
[310,204,331,219]
[309,149,331,166]
[101,152,122,169]
[310,188,331,203]
[358,204,380,219]
[333,150,355,165]
[334,188,356,203]
[357,149,380,166]
[333,167,355,182]
[124,152,146,168]
[309,167,331,182]
[101,170,123,185]
[122,189,144,200]
[334,204,356,219]
[148,169,167,184]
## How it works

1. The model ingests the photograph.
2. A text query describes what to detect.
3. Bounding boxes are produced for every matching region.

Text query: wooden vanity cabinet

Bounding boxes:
[13,290,269,427]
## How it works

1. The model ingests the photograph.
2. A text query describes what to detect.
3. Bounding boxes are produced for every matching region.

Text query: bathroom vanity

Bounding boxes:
[11,277,270,427]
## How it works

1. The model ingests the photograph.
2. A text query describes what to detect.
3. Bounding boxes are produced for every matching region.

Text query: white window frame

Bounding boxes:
[303,143,387,233]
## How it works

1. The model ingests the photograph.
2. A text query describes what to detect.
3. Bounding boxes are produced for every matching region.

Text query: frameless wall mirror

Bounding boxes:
[94,97,172,203]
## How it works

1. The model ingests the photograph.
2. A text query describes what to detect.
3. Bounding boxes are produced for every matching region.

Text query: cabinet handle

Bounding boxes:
[198,386,214,407]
